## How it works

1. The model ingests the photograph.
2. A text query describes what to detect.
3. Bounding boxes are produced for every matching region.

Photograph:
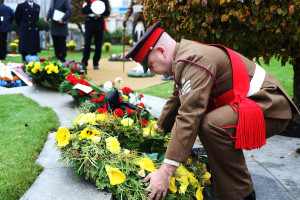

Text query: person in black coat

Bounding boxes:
[0,0,14,60]
[81,0,110,70]
[15,0,41,61]
[45,0,72,62]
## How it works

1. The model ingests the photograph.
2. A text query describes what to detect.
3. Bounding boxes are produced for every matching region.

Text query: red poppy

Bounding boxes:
[140,94,144,98]
[97,107,107,114]
[119,97,123,102]
[138,102,145,108]
[78,90,86,96]
[114,108,123,117]
[122,87,133,95]
[39,58,45,62]
[141,119,148,127]
[126,107,132,115]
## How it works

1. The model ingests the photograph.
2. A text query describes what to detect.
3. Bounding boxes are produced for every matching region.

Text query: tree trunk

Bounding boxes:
[76,23,84,35]
[292,58,300,125]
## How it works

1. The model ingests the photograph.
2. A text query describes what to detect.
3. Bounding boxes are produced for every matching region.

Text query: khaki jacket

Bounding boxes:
[157,39,299,163]
[123,0,144,26]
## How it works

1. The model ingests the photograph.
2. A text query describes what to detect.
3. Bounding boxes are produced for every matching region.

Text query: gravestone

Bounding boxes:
[72,31,82,50]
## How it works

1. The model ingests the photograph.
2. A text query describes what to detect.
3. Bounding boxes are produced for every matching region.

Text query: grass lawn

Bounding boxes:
[0,94,59,200]
[1,45,132,64]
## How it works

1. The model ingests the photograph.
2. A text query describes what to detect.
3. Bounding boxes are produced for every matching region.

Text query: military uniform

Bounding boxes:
[15,0,40,61]
[123,0,145,43]
[0,2,14,60]
[81,0,110,69]
[156,39,299,199]
[123,0,144,26]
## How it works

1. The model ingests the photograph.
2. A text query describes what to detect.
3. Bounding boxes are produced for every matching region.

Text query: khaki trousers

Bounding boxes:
[199,104,290,200]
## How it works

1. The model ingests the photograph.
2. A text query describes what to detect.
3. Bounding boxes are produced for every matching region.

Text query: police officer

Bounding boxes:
[0,0,14,60]
[82,0,110,70]
[15,0,40,62]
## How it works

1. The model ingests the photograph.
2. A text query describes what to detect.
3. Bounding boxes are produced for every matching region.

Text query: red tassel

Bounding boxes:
[235,98,266,150]
[103,18,107,31]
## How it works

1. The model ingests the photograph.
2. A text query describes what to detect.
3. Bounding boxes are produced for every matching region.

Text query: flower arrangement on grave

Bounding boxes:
[25,57,70,90]
[64,60,85,75]
[104,42,111,52]
[66,40,76,53]
[55,110,211,199]
[9,42,18,54]
[0,75,24,88]
[108,50,131,61]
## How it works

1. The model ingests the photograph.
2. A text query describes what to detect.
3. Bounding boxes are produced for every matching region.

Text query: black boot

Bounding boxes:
[240,190,256,200]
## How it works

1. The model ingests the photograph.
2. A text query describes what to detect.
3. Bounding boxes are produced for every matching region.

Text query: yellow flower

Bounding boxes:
[96,113,106,121]
[105,137,121,154]
[138,169,146,177]
[121,118,134,127]
[168,177,177,194]
[201,172,211,185]
[123,149,130,155]
[75,113,97,125]
[121,95,128,101]
[142,127,150,137]
[196,185,204,200]
[55,127,70,146]
[134,157,156,172]
[27,62,33,67]
[105,165,126,185]
[79,128,101,140]
[104,42,111,47]
[92,135,101,143]
[175,165,200,194]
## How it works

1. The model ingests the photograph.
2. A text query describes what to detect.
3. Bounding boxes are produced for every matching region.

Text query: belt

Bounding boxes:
[88,13,101,17]
[247,64,266,97]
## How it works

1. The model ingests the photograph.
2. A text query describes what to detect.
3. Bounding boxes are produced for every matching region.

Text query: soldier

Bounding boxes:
[0,0,14,60]
[15,0,40,62]
[125,21,300,200]
[45,0,72,62]
[122,0,145,43]
[81,0,110,70]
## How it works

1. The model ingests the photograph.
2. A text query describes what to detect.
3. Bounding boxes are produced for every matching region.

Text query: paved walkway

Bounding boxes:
[1,85,299,200]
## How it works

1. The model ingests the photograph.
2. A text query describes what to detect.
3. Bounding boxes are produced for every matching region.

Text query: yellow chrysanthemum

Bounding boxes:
[121,118,134,127]
[105,165,126,185]
[27,62,33,67]
[142,127,150,137]
[55,127,70,146]
[201,172,211,185]
[105,137,121,154]
[96,113,106,121]
[75,113,97,125]
[168,177,177,194]
[79,128,101,140]
[134,157,156,172]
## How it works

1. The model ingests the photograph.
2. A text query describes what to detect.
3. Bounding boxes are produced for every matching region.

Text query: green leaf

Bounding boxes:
[257,22,265,29]
[252,9,259,16]
[216,31,221,39]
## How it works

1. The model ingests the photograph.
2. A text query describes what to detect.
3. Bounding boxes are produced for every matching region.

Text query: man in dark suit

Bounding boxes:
[15,0,40,62]
[45,0,72,62]
[81,0,110,70]
[0,0,14,60]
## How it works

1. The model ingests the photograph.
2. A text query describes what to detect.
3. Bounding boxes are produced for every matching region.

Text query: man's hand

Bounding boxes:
[44,17,48,23]
[140,163,177,200]
[58,19,64,24]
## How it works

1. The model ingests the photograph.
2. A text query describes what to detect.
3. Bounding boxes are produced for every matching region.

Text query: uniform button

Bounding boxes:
[35,28,38,30]
[29,27,31,30]
[95,17,97,19]
[29,15,31,17]
[29,21,31,24]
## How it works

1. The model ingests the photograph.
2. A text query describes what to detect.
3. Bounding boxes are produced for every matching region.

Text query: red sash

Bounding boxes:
[176,43,266,150]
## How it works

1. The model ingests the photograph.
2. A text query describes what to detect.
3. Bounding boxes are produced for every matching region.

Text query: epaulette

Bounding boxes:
[82,2,87,8]
[18,1,25,4]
